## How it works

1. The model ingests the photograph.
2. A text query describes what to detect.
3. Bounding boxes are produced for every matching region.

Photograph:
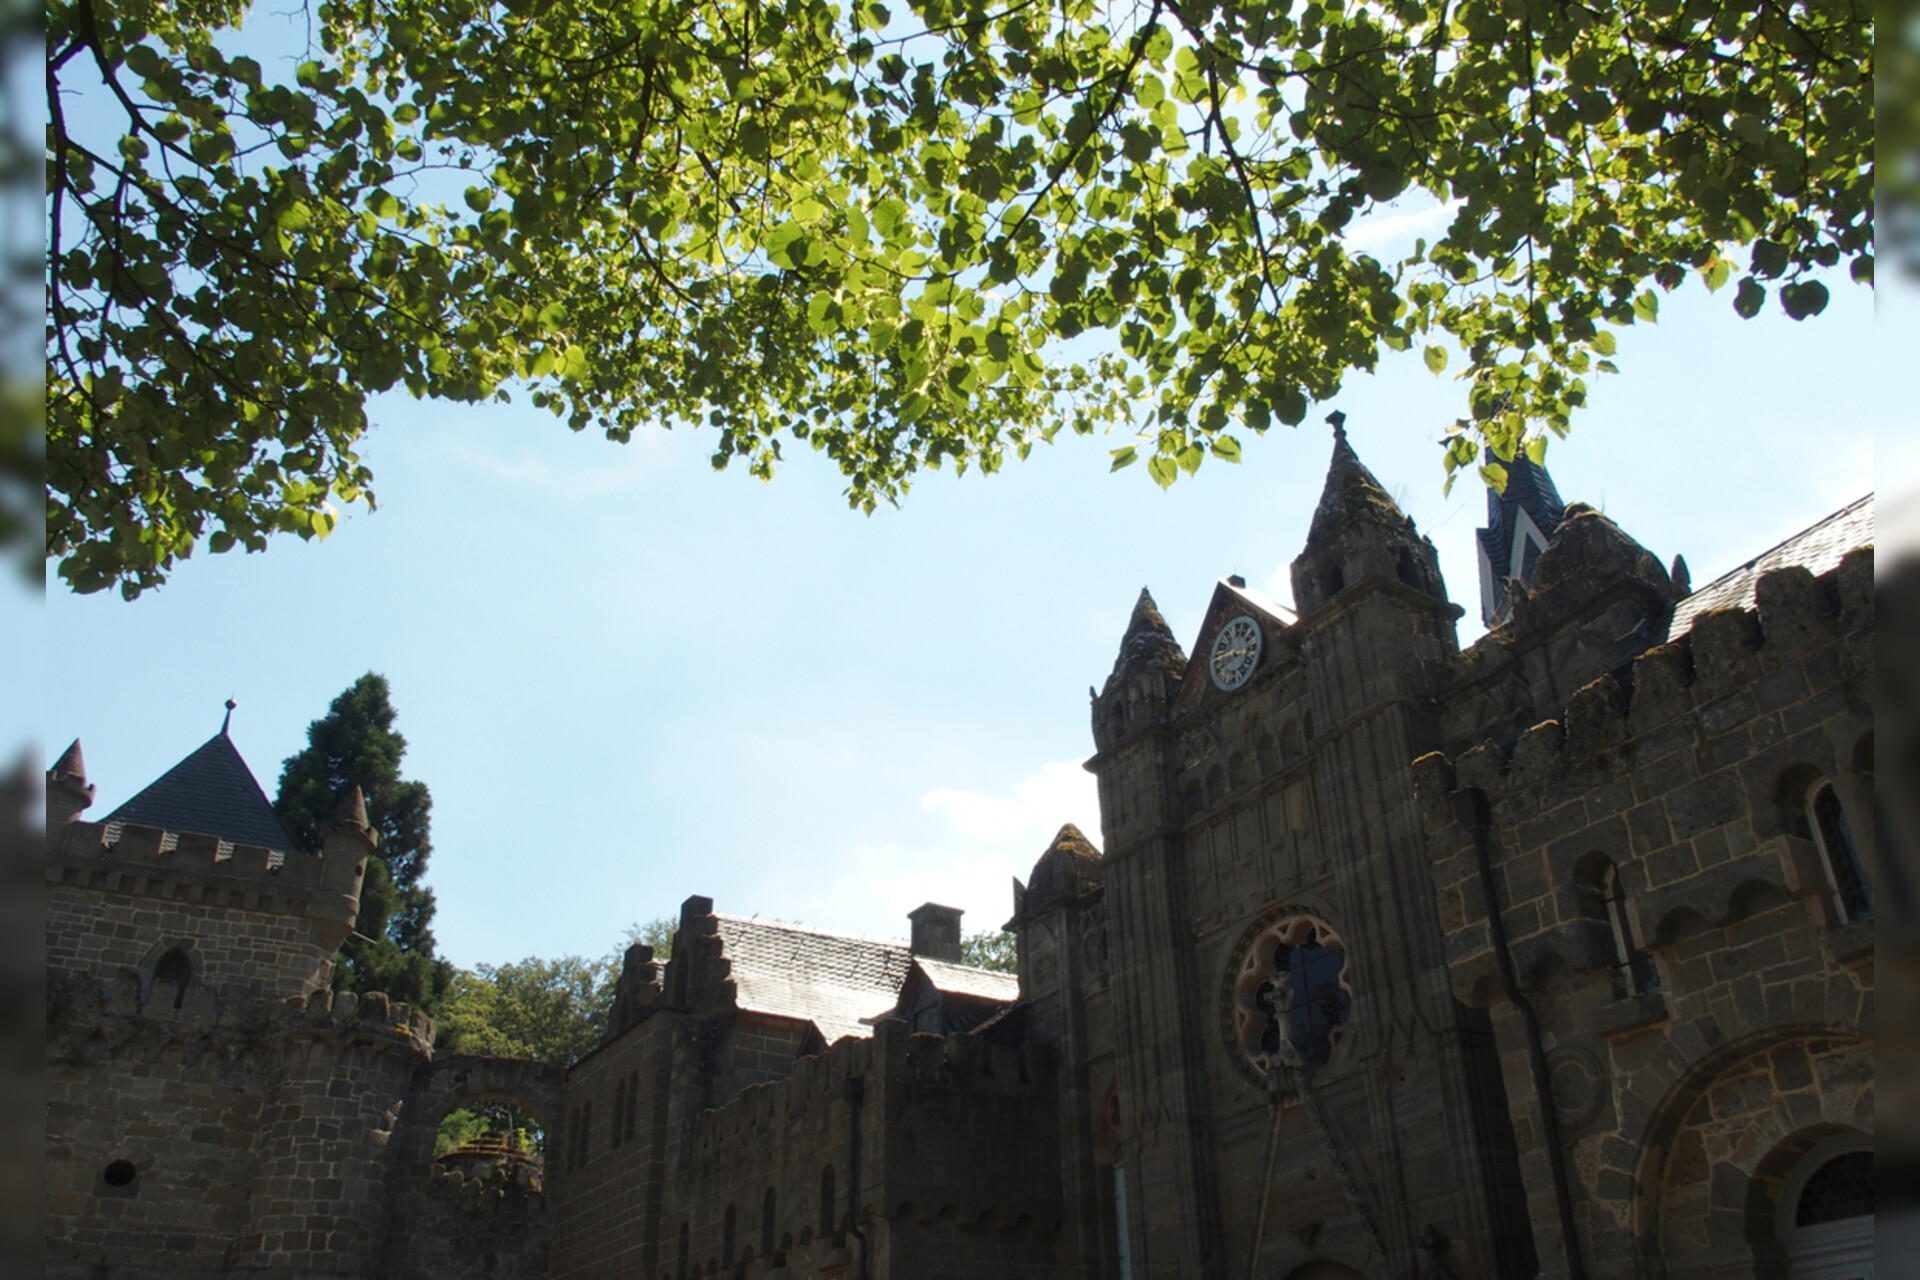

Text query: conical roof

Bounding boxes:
[50,739,87,783]
[1304,425,1408,547]
[104,731,300,852]
[1100,588,1188,695]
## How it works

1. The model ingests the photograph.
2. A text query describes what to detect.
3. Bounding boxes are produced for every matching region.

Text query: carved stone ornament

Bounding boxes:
[1220,907,1354,1086]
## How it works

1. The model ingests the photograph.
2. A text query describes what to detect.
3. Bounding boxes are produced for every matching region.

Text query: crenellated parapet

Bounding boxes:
[1415,551,1874,1017]
[47,961,435,1059]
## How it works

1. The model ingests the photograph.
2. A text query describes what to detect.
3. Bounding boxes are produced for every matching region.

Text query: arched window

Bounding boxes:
[577,1101,591,1170]
[152,947,192,1010]
[723,1203,737,1266]
[1227,752,1248,790]
[1255,733,1277,776]
[1206,765,1225,807]
[819,1164,837,1238]
[1602,865,1660,995]
[1808,782,1872,922]
[1780,1142,1873,1278]
[625,1070,639,1143]
[761,1188,777,1258]
[612,1079,626,1151]
[677,1221,690,1280]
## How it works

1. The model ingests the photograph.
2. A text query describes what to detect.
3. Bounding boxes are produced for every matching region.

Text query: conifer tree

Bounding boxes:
[275,673,452,1012]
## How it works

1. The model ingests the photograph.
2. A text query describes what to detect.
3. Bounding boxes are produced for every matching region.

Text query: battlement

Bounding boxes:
[52,817,331,895]
[49,962,435,1056]
[1418,553,1872,812]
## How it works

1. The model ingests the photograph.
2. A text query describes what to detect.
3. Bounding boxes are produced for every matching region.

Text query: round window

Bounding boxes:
[1223,910,1353,1084]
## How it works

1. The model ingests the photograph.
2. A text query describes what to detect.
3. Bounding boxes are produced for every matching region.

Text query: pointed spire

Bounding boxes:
[334,785,370,830]
[1102,588,1186,691]
[51,739,87,784]
[1291,420,1448,613]
[319,784,376,844]
[1092,589,1189,750]
[1475,447,1568,626]
[46,738,96,827]
[1304,421,1407,549]
[220,698,236,736]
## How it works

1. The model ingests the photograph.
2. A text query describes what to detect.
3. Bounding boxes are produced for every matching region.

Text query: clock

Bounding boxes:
[1208,614,1262,691]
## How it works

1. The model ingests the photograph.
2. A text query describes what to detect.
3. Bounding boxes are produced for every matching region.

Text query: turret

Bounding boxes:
[46,739,94,830]
[311,786,375,949]
[1008,824,1104,931]
[1091,589,1188,751]
[1289,416,1448,614]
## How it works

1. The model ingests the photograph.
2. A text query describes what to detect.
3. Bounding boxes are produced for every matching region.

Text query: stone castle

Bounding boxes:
[46,431,1875,1280]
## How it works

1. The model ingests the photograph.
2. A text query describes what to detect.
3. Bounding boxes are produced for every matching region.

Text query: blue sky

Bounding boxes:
[41,258,1896,971]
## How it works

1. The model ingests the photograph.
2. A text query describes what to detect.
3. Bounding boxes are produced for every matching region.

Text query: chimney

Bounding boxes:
[908,903,964,963]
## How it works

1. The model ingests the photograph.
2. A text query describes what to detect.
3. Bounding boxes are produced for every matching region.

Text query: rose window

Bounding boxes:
[1227,913,1353,1078]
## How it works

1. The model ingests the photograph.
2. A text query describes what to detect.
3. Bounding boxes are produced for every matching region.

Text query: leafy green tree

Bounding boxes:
[961,929,1018,974]
[48,0,1870,596]
[431,945,633,1157]
[435,956,620,1065]
[274,672,452,1012]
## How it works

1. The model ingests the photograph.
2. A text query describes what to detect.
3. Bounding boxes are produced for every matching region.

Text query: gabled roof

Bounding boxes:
[103,732,299,853]
[1173,577,1296,714]
[713,914,916,1045]
[1668,495,1873,638]
[912,957,1021,1004]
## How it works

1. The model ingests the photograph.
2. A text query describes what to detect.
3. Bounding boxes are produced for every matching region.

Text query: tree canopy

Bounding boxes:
[49,0,1872,595]
[274,671,453,1011]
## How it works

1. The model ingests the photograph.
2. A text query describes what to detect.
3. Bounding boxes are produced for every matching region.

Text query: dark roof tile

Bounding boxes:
[104,733,299,852]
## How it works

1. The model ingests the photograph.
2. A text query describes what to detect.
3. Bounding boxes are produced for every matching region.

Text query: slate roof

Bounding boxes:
[103,732,300,853]
[1668,495,1873,638]
[913,957,1021,1004]
[713,915,916,1045]
[1477,452,1567,620]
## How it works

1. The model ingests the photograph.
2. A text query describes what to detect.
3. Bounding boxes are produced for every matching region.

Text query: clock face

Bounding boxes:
[1209,615,1263,691]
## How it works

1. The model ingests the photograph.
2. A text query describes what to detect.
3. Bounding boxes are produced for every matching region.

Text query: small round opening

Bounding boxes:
[102,1160,137,1187]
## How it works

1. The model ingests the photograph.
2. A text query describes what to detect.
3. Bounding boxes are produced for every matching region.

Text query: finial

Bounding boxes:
[221,698,236,735]
[1325,409,1347,441]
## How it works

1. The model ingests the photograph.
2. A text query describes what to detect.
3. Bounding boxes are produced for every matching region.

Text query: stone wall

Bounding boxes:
[46,818,363,1001]
[1416,552,1875,1280]
[548,1013,1060,1280]
[46,974,432,1280]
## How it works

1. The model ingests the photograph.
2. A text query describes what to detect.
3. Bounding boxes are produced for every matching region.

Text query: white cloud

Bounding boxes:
[1345,198,1463,254]
[922,758,1102,845]
[749,759,1105,942]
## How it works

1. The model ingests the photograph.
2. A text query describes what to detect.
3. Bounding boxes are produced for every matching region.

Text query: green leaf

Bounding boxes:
[1210,435,1242,463]
[1147,454,1178,488]
[1632,290,1659,323]
[1779,280,1829,320]
[1733,277,1767,319]
[1423,345,1448,375]
[1110,446,1139,472]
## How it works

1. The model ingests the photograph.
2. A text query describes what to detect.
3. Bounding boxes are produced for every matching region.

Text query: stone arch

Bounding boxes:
[388,1053,568,1177]
[407,1055,567,1136]
[1632,1029,1873,1276]
[1255,732,1278,775]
